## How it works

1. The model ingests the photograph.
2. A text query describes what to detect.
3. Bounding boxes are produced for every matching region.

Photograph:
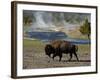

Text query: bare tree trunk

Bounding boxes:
[88,34,90,40]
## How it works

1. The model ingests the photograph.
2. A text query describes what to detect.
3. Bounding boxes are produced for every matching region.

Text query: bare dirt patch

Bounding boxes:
[23,46,91,69]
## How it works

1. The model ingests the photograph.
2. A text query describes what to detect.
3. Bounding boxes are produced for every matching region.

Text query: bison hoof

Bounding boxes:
[68,59,71,61]
[77,59,79,62]
[48,60,50,63]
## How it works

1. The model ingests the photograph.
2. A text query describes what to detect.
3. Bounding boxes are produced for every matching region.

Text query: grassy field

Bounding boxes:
[24,39,45,53]
[23,39,91,69]
[24,39,90,53]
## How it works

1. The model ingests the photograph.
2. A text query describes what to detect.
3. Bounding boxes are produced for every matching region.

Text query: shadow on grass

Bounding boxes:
[67,60,90,62]
[53,60,91,62]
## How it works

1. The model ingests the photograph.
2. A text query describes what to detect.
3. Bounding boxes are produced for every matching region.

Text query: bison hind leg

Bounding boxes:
[73,52,79,61]
[68,53,73,61]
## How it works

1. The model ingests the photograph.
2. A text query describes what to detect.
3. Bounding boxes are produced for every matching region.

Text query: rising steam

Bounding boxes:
[23,10,91,32]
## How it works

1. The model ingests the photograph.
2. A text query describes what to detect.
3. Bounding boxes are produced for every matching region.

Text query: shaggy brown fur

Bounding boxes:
[45,40,79,61]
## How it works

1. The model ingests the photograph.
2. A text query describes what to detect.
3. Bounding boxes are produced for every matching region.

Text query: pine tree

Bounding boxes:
[79,19,91,39]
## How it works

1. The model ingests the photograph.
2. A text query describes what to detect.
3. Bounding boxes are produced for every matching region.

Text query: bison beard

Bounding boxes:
[45,40,79,61]
[45,44,55,58]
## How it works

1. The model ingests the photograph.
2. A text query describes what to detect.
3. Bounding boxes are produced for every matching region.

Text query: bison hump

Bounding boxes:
[51,40,62,49]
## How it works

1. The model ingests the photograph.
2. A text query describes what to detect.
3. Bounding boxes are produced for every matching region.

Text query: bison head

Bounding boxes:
[45,44,55,57]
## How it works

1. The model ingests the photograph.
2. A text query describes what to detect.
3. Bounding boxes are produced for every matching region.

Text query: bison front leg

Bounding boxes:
[52,53,57,60]
[59,54,62,62]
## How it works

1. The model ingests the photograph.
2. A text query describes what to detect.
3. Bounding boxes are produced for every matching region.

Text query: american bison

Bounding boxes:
[45,40,79,61]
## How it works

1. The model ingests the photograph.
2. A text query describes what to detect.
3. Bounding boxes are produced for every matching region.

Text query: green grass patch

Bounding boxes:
[77,44,90,54]
[23,39,44,47]
[23,39,45,53]
[24,39,90,54]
